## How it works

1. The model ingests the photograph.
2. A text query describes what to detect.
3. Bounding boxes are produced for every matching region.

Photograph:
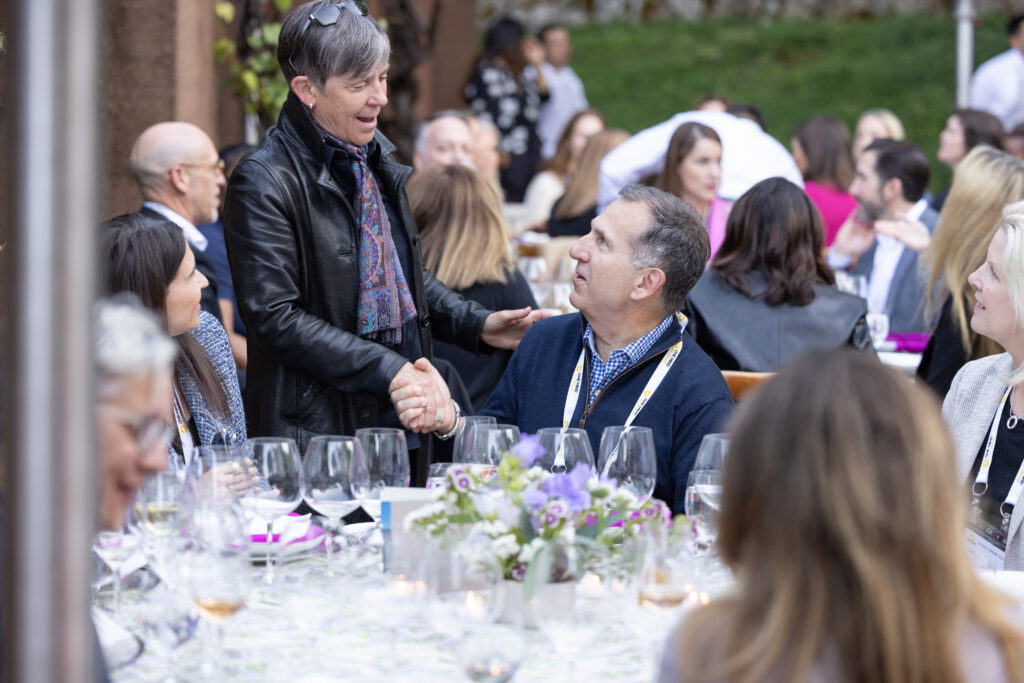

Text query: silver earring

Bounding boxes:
[307,102,314,110]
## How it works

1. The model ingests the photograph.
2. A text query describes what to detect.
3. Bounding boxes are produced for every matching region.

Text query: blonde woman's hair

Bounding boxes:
[1000,200,1024,386]
[676,350,1024,683]
[406,165,514,290]
[924,146,1024,362]
[553,128,629,220]
[860,108,905,140]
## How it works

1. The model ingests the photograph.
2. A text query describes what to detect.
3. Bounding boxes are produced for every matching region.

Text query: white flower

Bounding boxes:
[480,520,510,538]
[558,525,576,545]
[612,487,638,509]
[490,533,521,561]
[516,536,547,564]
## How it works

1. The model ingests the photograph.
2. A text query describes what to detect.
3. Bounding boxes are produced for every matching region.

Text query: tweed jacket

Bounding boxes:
[178,310,247,449]
[943,352,1024,569]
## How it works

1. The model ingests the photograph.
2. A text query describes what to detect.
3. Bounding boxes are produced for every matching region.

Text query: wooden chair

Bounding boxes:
[721,370,774,401]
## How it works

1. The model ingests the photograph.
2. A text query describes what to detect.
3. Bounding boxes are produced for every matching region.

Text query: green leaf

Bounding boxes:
[245,33,264,51]
[214,2,236,24]
[521,545,553,602]
[272,0,294,12]
[212,37,236,62]
[240,69,259,94]
[262,23,282,46]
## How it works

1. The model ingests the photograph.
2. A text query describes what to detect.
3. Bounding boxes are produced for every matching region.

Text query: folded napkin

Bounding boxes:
[248,513,319,545]
[887,332,930,354]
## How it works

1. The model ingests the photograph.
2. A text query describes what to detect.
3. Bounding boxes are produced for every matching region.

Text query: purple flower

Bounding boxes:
[543,512,561,527]
[583,512,598,526]
[515,434,545,467]
[452,474,472,492]
[510,563,526,581]
[522,488,549,511]
[542,465,592,513]
[643,505,658,519]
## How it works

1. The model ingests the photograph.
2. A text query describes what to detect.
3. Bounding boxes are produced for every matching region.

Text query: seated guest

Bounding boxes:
[482,185,734,513]
[791,116,857,245]
[853,107,905,160]
[129,121,226,325]
[830,139,938,333]
[520,109,605,232]
[548,128,629,237]
[684,178,872,371]
[660,349,1024,682]
[918,147,1024,397]
[412,110,475,171]
[94,297,176,680]
[406,165,537,410]
[933,108,1007,211]
[102,213,247,470]
[944,200,1024,570]
[467,115,504,200]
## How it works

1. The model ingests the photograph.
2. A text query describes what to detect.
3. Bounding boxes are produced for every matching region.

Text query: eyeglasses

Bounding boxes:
[179,159,225,173]
[298,1,368,38]
[100,404,175,452]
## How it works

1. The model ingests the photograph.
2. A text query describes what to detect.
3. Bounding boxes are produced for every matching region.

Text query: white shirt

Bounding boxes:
[969,48,1024,132]
[596,111,803,211]
[142,201,209,252]
[866,199,928,315]
[524,62,588,159]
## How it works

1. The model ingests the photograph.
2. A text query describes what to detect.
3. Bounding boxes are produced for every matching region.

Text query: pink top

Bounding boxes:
[707,196,732,261]
[803,180,857,246]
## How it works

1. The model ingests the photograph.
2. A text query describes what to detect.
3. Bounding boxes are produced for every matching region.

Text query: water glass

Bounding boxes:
[597,426,656,500]
[354,428,411,522]
[425,462,454,490]
[684,470,723,551]
[535,427,595,474]
[302,435,367,574]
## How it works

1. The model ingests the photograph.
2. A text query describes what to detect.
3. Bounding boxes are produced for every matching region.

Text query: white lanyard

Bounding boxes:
[972,386,1024,532]
[562,312,687,431]
[172,389,196,470]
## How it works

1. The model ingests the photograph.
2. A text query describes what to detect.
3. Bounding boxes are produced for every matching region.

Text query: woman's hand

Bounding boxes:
[205,459,260,495]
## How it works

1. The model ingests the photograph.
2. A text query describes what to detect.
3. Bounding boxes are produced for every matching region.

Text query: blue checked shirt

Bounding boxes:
[583,314,676,401]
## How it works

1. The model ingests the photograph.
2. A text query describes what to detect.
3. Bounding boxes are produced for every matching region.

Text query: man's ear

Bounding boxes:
[631,266,666,303]
[290,75,317,108]
[168,165,189,195]
[882,177,903,205]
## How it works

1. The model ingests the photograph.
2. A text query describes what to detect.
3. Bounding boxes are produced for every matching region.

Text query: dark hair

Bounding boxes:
[619,184,710,313]
[278,0,390,86]
[657,123,722,200]
[219,143,253,173]
[864,138,930,203]
[1008,13,1024,36]
[101,213,230,418]
[484,17,525,68]
[793,116,855,189]
[537,23,564,41]
[953,108,1006,153]
[712,178,834,306]
[726,103,766,131]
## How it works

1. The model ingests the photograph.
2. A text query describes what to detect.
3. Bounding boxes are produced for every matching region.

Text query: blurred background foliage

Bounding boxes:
[570,13,1010,192]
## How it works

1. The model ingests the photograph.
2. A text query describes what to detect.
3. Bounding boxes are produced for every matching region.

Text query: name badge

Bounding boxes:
[964,520,1007,570]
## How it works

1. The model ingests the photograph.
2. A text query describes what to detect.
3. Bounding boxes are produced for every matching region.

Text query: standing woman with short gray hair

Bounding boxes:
[224,1,545,481]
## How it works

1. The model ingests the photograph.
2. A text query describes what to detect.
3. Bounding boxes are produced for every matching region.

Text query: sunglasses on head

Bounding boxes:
[298,0,368,38]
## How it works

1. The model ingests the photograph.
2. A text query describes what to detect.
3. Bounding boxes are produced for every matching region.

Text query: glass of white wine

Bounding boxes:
[184,502,250,678]
[136,471,187,586]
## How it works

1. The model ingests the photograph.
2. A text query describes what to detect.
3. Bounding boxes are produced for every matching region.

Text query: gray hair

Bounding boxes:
[278,0,390,88]
[414,110,470,154]
[95,296,177,400]
[620,184,709,313]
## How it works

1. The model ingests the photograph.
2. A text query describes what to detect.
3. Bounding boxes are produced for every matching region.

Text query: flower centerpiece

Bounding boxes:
[405,434,672,597]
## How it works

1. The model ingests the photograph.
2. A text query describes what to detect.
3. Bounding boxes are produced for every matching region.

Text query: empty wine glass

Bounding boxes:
[302,435,367,575]
[693,433,729,471]
[93,525,141,622]
[453,415,497,465]
[354,428,410,523]
[131,578,199,683]
[182,502,250,679]
[535,427,595,474]
[183,444,255,507]
[598,426,657,500]
[238,437,303,586]
[468,423,521,471]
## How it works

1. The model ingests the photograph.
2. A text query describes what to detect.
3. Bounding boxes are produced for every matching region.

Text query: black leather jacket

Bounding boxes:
[223,94,489,451]
[683,270,874,372]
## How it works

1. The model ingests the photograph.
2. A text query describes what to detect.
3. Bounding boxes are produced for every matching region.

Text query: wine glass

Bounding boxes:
[467,423,521,472]
[418,541,504,645]
[238,437,303,586]
[354,428,410,523]
[93,524,141,622]
[136,471,188,585]
[453,415,497,464]
[182,502,250,678]
[183,444,255,507]
[597,426,657,500]
[302,435,367,575]
[693,433,729,471]
[867,312,890,348]
[535,427,595,474]
[130,577,199,683]
[684,469,723,552]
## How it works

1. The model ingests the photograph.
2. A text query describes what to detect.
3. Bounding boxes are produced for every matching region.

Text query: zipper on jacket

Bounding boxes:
[575,335,684,429]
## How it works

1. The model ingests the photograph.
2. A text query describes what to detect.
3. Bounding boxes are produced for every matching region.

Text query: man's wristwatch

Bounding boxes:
[433,400,462,440]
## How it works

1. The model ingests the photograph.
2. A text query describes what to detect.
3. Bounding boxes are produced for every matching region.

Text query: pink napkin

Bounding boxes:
[887,332,930,354]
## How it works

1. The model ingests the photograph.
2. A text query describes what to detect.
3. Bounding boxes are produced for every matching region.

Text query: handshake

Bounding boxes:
[388,358,459,434]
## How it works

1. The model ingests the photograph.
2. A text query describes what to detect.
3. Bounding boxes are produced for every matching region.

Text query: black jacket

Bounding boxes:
[223,93,489,463]
[683,270,874,372]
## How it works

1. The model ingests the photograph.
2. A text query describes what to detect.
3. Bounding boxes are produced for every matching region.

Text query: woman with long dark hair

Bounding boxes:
[102,213,247,468]
[791,115,857,245]
[683,178,872,371]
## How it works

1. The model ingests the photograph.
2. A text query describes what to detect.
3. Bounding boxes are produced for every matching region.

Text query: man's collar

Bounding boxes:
[582,312,680,363]
[142,201,209,251]
[904,198,928,222]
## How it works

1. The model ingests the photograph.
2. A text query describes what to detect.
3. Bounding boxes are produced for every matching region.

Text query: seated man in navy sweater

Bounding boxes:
[482,184,734,513]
